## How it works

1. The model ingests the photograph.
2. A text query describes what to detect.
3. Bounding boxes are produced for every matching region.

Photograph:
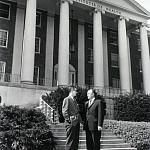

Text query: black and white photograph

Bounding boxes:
[0,0,150,149]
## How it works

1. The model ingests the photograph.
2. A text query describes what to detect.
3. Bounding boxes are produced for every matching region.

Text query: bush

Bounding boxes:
[104,120,150,150]
[114,92,150,122]
[0,106,56,150]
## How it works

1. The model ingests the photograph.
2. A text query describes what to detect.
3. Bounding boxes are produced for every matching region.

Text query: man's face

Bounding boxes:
[87,89,94,100]
[72,89,77,97]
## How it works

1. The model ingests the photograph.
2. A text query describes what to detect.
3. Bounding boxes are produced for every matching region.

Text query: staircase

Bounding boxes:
[50,123,137,150]
[40,99,137,150]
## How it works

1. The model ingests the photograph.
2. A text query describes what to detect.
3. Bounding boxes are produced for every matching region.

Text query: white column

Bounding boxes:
[21,0,37,83]
[12,7,25,83]
[127,35,133,90]
[93,9,104,88]
[58,0,71,86]
[140,24,150,94]
[78,22,85,86]
[45,16,54,87]
[103,31,109,87]
[118,17,130,92]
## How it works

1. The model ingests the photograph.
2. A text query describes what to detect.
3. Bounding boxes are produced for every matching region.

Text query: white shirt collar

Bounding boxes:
[69,95,74,100]
[89,97,95,103]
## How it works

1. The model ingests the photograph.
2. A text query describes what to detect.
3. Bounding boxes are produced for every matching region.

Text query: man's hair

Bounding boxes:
[93,89,97,97]
[69,86,77,93]
[88,89,97,97]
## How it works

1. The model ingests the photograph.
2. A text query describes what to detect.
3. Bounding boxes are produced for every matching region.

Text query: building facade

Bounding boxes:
[0,0,150,105]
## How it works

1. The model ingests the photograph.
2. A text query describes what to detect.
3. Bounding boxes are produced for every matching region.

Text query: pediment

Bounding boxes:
[96,0,150,17]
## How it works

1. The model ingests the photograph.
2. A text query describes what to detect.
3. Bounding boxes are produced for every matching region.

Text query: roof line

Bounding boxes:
[128,0,150,16]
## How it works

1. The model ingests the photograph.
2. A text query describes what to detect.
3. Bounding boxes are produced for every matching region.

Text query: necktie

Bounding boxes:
[89,100,92,107]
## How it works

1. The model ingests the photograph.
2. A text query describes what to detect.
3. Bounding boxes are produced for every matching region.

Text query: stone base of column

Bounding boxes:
[21,81,34,85]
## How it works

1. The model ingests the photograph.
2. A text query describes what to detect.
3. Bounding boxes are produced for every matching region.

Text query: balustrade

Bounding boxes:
[39,98,59,124]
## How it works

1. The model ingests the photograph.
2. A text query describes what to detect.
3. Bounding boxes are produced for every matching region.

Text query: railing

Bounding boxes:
[0,73,21,83]
[94,87,127,98]
[0,73,51,86]
[0,73,144,97]
[39,98,59,124]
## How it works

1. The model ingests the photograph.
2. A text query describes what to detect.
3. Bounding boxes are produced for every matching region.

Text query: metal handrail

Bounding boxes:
[0,73,144,95]
[39,98,59,124]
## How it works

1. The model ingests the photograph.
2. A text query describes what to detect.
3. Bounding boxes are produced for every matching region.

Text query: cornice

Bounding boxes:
[91,0,150,20]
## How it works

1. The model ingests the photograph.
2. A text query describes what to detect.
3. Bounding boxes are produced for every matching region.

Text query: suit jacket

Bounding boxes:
[62,96,81,126]
[84,99,104,131]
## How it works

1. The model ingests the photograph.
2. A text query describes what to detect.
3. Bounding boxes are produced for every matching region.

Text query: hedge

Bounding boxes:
[114,92,150,122]
[104,120,150,150]
[0,106,56,150]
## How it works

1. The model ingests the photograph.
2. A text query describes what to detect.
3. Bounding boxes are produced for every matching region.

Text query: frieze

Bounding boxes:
[73,0,122,15]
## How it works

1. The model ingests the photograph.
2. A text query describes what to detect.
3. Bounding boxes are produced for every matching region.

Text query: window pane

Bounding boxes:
[88,75,93,85]
[139,59,142,72]
[0,30,8,47]
[35,37,40,53]
[87,25,93,39]
[111,53,119,67]
[0,61,6,82]
[112,78,120,88]
[0,3,9,19]
[36,12,41,26]
[33,66,39,85]
[88,48,93,63]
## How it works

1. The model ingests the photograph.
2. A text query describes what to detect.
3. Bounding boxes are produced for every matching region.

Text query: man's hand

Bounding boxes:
[98,126,102,131]
[70,116,77,122]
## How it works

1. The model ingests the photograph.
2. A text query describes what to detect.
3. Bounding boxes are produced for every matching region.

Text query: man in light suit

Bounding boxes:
[62,87,82,150]
[84,89,105,150]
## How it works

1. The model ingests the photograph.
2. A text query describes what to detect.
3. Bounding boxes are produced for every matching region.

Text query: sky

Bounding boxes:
[135,0,150,24]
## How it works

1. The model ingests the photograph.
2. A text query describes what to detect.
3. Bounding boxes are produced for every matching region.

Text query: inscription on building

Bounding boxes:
[73,0,122,15]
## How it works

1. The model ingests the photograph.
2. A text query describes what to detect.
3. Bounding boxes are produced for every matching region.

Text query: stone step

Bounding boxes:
[53,131,86,136]
[53,131,115,136]
[53,133,121,140]
[101,143,131,149]
[78,148,137,150]
[54,135,122,140]
[51,127,112,132]
[51,124,137,150]
[55,144,136,150]
[55,139,125,145]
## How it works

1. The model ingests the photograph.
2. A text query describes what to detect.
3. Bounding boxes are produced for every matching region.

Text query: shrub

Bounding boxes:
[0,106,56,150]
[114,92,150,122]
[104,120,150,150]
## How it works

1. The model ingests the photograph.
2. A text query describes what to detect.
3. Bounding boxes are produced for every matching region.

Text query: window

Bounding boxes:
[137,39,141,51]
[69,72,76,86]
[87,25,93,40]
[88,75,94,86]
[139,59,142,72]
[33,66,39,85]
[53,64,76,86]
[112,78,120,88]
[36,12,41,27]
[0,29,8,47]
[109,30,118,45]
[0,2,10,19]
[141,82,143,91]
[54,70,58,86]
[111,53,119,68]
[88,48,93,63]
[0,61,6,82]
[35,37,41,53]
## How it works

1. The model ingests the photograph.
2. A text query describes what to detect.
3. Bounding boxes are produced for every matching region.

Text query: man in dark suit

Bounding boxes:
[62,87,82,150]
[84,89,105,150]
